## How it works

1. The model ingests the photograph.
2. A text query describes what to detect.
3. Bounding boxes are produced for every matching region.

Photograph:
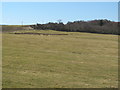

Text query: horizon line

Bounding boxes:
[1,19,119,26]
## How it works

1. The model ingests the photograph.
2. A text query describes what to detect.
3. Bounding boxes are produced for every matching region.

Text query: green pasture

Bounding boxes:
[2,30,118,88]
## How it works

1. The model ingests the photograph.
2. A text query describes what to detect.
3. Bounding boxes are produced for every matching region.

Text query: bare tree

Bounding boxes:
[57,19,62,23]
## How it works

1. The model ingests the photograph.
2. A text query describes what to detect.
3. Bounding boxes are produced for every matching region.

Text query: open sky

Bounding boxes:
[2,2,118,25]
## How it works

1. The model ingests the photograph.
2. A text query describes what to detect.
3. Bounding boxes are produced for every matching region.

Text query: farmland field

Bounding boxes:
[2,30,118,88]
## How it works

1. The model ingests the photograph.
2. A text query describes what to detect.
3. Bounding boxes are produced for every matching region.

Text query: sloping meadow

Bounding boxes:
[2,30,118,88]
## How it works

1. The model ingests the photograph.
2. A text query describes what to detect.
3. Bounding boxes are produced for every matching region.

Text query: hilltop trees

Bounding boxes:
[30,19,119,35]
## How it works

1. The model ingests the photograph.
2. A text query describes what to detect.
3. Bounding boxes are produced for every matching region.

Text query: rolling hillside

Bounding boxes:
[2,29,118,88]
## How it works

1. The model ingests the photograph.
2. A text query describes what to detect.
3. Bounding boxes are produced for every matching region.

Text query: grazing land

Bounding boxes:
[2,29,118,88]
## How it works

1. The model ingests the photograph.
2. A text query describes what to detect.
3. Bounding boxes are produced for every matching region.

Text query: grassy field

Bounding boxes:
[0,32,2,89]
[2,30,118,88]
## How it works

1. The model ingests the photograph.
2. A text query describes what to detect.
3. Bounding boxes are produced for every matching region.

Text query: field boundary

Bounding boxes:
[13,32,68,35]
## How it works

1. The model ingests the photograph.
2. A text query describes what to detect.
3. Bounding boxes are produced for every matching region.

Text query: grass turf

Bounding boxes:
[2,30,118,88]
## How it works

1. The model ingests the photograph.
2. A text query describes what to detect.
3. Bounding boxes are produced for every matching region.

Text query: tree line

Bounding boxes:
[30,19,119,35]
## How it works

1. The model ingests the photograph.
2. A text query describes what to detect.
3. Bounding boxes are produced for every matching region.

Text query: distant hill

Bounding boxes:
[1,19,119,35]
[2,25,33,32]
